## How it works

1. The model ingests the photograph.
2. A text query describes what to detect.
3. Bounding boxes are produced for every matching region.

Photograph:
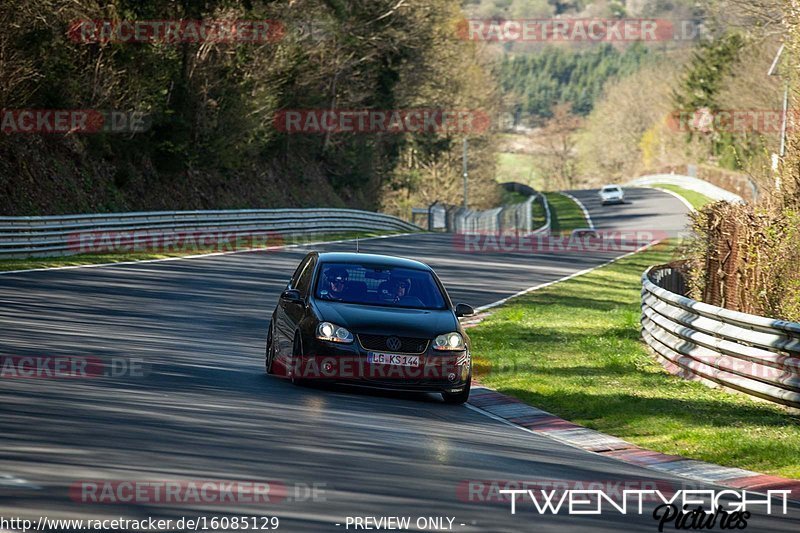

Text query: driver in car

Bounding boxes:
[321,267,349,300]
[388,277,411,303]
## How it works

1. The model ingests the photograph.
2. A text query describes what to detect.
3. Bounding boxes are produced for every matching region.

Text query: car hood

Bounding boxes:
[313,300,459,337]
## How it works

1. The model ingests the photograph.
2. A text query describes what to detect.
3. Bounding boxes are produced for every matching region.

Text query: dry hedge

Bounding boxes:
[683,197,800,322]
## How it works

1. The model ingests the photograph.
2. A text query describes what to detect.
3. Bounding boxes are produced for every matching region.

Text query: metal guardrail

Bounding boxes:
[642,264,800,410]
[536,193,552,235]
[0,208,421,258]
[449,194,550,235]
[627,174,744,203]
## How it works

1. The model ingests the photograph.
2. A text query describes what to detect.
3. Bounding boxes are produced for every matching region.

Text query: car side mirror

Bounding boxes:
[455,303,475,318]
[281,289,304,303]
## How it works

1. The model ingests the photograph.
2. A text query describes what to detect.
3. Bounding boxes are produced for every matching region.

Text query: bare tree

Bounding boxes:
[540,104,582,190]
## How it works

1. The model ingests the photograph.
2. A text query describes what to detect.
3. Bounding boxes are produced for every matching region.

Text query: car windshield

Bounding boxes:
[315,262,447,310]
[602,186,620,193]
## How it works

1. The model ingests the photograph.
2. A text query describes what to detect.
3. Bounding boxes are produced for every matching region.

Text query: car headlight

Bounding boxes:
[433,332,465,351]
[316,322,354,343]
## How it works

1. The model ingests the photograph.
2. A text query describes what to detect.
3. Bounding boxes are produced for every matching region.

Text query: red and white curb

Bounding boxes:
[466,386,800,501]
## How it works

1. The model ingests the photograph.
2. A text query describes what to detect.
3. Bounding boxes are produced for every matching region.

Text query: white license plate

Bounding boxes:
[367,352,420,367]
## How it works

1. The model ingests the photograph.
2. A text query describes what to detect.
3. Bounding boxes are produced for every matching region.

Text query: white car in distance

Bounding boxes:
[599,185,625,205]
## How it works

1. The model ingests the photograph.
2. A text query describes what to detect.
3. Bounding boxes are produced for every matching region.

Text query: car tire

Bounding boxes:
[265,321,275,375]
[441,375,471,405]
[290,333,306,386]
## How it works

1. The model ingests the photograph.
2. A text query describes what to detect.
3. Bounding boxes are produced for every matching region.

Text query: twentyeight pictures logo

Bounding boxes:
[458,481,791,531]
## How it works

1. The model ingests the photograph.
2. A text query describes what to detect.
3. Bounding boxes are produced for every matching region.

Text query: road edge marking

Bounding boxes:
[559,191,594,230]
[646,186,698,213]
[474,239,662,312]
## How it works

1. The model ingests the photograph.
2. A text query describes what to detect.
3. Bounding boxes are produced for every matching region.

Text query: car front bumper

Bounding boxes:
[601,196,624,204]
[291,339,470,393]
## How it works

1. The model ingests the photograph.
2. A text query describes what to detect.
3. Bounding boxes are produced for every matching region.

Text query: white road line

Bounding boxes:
[646,186,697,213]
[0,232,416,276]
[559,191,594,229]
[464,403,591,453]
[474,239,662,312]
[0,473,41,489]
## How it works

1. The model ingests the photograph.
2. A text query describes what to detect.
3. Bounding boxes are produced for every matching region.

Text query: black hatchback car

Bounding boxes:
[265,252,475,403]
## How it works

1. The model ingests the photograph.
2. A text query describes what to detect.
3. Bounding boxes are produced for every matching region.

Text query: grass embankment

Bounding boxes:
[543,192,587,235]
[650,184,714,210]
[470,240,800,478]
[0,231,399,272]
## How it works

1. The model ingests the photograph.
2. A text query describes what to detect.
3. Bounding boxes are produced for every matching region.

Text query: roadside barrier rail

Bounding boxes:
[0,209,420,258]
[627,175,744,203]
[642,264,800,410]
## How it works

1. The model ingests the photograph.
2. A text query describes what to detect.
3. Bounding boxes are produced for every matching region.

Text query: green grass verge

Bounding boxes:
[544,192,588,235]
[0,231,400,272]
[532,197,546,228]
[469,240,800,478]
[651,184,714,210]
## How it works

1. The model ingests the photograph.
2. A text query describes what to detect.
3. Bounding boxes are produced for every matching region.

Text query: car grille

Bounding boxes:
[358,334,429,354]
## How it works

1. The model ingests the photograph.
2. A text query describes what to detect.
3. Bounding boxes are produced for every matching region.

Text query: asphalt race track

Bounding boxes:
[1,188,798,532]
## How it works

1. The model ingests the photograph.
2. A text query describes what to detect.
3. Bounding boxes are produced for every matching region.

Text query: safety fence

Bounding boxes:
[642,263,800,410]
[0,209,420,258]
[427,194,550,235]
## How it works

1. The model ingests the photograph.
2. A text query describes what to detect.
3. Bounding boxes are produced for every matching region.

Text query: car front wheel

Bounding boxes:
[441,375,471,405]
[265,321,275,375]
[290,333,306,386]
